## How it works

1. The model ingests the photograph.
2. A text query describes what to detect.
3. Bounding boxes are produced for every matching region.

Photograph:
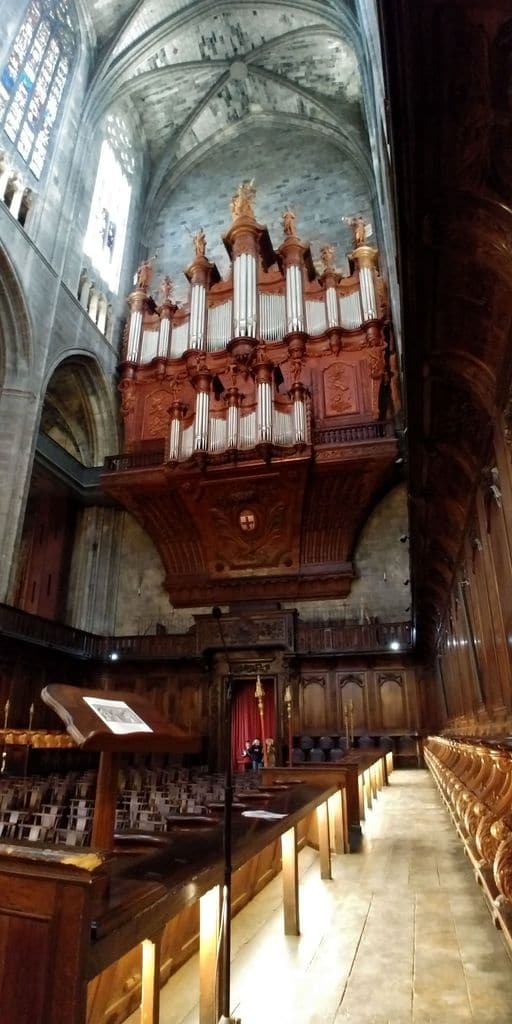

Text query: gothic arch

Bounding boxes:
[41,353,118,466]
[0,245,32,386]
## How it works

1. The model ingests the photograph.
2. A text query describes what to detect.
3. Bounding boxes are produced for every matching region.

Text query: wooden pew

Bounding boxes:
[425,735,512,953]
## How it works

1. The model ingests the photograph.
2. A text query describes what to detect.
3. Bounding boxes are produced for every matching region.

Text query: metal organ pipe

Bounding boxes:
[158,315,171,358]
[257,380,272,443]
[189,283,206,348]
[359,266,377,322]
[127,309,143,362]
[326,285,339,328]
[194,389,210,451]
[286,265,304,333]
[233,253,257,337]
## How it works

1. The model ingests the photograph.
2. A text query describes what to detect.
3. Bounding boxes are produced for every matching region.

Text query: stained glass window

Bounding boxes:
[0,0,75,180]
[83,116,134,294]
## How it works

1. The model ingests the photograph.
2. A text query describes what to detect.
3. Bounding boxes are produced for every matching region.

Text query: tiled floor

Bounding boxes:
[127,770,512,1024]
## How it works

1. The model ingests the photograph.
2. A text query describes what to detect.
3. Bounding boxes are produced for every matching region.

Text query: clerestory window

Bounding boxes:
[83,115,134,294]
[0,0,76,180]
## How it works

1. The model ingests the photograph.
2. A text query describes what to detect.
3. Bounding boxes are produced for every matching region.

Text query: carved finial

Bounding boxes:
[159,275,174,303]
[192,227,206,258]
[282,208,297,237]
[230,179,257,220]
[319,243,336,271]
[342,214,372,248]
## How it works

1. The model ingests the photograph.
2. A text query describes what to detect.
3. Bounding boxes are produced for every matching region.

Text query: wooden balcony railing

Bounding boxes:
[313,420,395,446]
[0,603,412,661]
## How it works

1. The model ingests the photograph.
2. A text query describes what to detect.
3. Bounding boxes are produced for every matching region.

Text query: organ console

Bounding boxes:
[102,183,398,607]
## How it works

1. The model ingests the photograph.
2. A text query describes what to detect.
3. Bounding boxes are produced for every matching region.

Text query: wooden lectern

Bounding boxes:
[41,683,199,849]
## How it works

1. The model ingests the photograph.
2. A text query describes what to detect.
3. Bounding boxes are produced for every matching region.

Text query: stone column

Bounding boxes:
[0,388,40,603]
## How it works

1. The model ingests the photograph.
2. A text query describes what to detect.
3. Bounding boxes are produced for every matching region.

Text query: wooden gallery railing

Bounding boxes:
[425,736,512,948]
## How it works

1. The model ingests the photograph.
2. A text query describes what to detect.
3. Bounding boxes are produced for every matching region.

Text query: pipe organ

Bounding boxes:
[104,183,399,607]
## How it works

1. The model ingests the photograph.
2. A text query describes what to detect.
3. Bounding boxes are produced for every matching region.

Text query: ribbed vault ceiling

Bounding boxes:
[85,1,368,208]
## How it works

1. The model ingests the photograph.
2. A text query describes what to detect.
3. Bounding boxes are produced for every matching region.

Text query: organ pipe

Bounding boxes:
[168,402,186,461]
[326,285,339,328]
[257,380,272,443]
[189,283,206,348]
[359,266,377,321]
[194,389,210,451]
[126,308,143,362]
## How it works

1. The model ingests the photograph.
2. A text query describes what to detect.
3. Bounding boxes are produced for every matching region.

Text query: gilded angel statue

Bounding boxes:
[282,208,297,237]
[192,227,207,258]
[342,214,372,248]
[230,179,257,220]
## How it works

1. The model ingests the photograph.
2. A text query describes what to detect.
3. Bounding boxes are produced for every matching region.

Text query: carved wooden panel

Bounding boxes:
[323,361,359,417]
[300,674,328,730]
[142,388,171,439]
[378,673,406,729]
[338,673,367,733]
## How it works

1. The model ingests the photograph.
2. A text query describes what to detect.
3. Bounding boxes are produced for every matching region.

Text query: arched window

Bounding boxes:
[83,115,134,294]
[0,0,76,180]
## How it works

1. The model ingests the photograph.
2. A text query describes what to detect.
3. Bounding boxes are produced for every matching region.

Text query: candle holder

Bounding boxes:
[349,700,354,745]
[1,698,10,774]
[284,685,292,767]
[254,675,267,766]
[344,704,350,750]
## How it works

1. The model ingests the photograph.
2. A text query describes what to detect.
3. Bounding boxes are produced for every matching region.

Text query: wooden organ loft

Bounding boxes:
[102,183,400,606]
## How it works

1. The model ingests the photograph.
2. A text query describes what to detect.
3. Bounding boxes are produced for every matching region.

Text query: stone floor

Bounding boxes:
[127,769,512,1024]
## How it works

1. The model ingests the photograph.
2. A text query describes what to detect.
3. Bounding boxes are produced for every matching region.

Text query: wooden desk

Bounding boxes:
[262,748,391,848]
[0,782,336,1024]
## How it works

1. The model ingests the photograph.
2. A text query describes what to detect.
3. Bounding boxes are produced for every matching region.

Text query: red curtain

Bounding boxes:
[231,679,275,772]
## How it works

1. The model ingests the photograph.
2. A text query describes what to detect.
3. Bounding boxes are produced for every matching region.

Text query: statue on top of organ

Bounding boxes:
[107,182,400,606]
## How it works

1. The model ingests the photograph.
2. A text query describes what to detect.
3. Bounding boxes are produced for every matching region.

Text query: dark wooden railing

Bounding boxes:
[0,603,412,661]
[313,421,395,445]
[295,619,412,654]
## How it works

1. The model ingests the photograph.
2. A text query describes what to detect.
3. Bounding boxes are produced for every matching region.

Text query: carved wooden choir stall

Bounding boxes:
[102,183,398,607]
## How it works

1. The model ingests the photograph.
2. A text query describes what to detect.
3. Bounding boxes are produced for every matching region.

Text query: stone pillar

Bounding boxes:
[0,389,40,603]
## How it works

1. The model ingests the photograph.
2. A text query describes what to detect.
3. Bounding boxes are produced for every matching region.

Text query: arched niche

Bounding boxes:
[300,674,328,731]
[337,673,367,733]
[41,353,118,466]
[378,673,406,730]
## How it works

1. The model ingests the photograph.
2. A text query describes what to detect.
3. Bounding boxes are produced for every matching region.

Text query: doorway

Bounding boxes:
[231,677,276,772]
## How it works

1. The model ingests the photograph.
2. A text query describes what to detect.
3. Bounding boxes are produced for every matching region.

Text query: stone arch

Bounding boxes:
[0,244,32,386]
[41,353,118,466]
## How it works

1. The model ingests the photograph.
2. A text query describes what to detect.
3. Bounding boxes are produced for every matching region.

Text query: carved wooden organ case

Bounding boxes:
[102,188,398,607]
